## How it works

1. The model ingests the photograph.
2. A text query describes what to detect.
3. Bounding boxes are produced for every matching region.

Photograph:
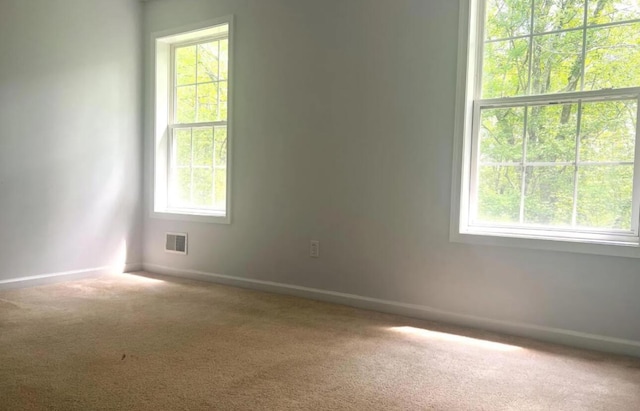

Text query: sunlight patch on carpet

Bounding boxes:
[390,326,522,352]
[113,273,165,284]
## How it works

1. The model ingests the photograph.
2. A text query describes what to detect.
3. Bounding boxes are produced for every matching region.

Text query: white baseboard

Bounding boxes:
[0,262,143,290]
[143,263,640,358]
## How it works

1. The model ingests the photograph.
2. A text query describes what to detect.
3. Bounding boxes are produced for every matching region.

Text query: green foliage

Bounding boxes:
[480,107,525,162]
[523,166,574,225]
[482,38,530,97]
[478,166,522,223]
[580,100,637,162]
[584,22,640,90]
[577,165,633,228]
[477,0,639,230]
[170,38,229,210]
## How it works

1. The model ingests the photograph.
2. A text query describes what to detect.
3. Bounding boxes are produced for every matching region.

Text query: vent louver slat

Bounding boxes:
[165,233,187,255]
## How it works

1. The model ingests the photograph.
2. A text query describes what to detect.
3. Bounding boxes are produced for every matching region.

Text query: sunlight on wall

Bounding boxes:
[111,239,128,274]
[390,326,522,352]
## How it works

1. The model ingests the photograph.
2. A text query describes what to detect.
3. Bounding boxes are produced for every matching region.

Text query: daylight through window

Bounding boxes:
[171,34,229,211]
[153,20,231,222]
[460,0,640,245]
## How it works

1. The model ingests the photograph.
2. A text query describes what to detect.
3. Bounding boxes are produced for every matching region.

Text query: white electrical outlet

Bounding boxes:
[310,240,320,258]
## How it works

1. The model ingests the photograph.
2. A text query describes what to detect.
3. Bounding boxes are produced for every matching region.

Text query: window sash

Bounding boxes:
[476,87,640,108]
[167,124,227,211]
[476,0,640,99]
[463,224,639,244]
[169,34,229,127]
[468,93,640,238]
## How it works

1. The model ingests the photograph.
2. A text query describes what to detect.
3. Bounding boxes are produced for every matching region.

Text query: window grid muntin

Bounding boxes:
[518,101,529,222]
[168,32,228,212]
[470,90,640,236]
[484,16,640,44]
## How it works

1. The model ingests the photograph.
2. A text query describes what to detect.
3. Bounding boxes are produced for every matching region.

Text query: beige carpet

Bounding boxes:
[1,272,639,410]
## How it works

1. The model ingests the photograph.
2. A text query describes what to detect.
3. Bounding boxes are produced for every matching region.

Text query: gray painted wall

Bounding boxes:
[0,0,143,281]
[139,0,638,346]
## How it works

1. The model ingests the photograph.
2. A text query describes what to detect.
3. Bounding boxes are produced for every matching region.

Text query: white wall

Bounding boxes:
[0,0,143,283]
[143,0,640,354]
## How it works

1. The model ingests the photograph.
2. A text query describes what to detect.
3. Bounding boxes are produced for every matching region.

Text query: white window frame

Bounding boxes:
[451,1,640,258]
[150,16,233,224]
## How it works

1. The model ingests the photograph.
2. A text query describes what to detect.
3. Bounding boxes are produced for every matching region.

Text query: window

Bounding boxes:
[152,19,232,223]
[453,0,640,252]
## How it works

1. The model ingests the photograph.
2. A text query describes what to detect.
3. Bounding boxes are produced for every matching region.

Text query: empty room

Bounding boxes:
[1,0,640,409]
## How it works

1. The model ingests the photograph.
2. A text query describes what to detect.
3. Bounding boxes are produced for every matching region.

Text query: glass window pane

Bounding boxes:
[523,166,574,226]
[526,103,578,162]
[214,127,227,167]
[193,127,213,167]
[197,41,219,83]
[173,168,192,206]
[485,0,531,40]
[588,0,640,25]
[476,165,522,224]
[580,100,637,162]
[176,85,196,123]
[174,128,191,166]
[534,0,585,33]
[482,38,530,98]
[531,30,583,95]
[576,165,634,230]
[197,83,218,122]
[479,107,525,163]
[585,22,640,90]
[175,45,196,86]
[218,81,228,121]
[214,168,227,209]
[219,39,229,80]
[192,169,213,207]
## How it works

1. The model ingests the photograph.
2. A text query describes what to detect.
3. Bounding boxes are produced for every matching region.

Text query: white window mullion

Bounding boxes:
[168,128,176,207]
[474,0,487,100]
[217,40,222,120]
[189,127,194,205]
[484,17,640,45]
[579,1,588,92]
[572,101,583,227]
[211,126,217,206]
[216,81,221,121]
[170,121,227,129]
[526,0,535,95]
[195,44,200,123]
[175,80,215,88]
[519,105,529,224]
[469,101,483,224]
[631,97,640,235]
[171,44,178,125]
[478,87,640,108]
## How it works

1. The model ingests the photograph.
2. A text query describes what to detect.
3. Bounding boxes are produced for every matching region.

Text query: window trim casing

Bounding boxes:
[450,0,640,258]
[149,16,234,224]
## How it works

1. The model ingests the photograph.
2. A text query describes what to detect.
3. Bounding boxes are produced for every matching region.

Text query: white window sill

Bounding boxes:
[151,209,230,224]
[451,229,640,258]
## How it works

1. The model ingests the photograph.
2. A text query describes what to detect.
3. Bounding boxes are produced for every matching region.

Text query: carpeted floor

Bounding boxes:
[1,272,639,410]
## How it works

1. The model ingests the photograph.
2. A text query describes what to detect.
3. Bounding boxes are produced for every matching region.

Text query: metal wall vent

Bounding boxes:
[165,232,187,255]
